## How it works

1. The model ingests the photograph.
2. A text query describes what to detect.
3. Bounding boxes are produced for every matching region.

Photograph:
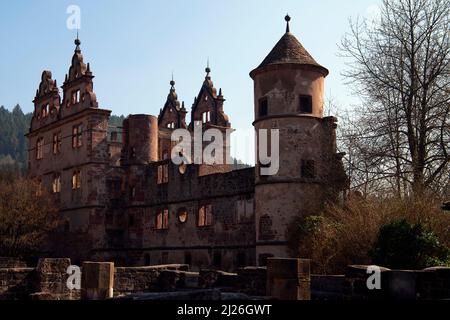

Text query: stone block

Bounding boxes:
[388,271,417,300]
[266,258,311,300]
[81,262,114,300]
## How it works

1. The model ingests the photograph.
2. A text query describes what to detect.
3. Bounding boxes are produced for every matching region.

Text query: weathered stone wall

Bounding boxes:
[114,264,189,296]
[0,258,81,300]
[0,267,34,300]
[97,165,256,271]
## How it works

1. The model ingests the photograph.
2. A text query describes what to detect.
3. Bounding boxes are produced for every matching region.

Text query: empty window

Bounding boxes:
[299,95,313,113]
[156,209,169,230]
[41,103,49,118]
[202,111,210,123]
[301,160,315,178]
[198,204,213,227]
[178,208,188,223]
[72,170,81,190]
[36,137,44,160]
[53,132,61,154]
[71,90,81,105]
[259,98,268,117]
[157,164,169,184]
[166,122,175,129]
[110,131,118,141]
[72,124,83,148]
[52,173,61,193]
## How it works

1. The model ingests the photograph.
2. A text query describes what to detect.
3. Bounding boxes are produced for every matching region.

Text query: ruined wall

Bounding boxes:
[96,165,255,271]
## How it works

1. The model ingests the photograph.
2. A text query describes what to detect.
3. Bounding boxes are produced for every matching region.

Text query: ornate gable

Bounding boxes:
[190,65,230,129]
[158,79,187,129]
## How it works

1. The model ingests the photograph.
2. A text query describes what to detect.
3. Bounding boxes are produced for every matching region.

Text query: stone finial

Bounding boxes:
[74,30,81,52]
[285,14,291,33]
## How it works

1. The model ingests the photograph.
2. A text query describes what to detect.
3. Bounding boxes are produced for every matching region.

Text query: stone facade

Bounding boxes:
[27,17,347,271]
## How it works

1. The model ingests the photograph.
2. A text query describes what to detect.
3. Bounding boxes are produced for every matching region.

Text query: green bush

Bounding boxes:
[369,219,450,269]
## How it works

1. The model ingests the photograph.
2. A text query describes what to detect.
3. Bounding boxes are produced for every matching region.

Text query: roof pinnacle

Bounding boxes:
[74,30,81,52]
[285,14,291,33]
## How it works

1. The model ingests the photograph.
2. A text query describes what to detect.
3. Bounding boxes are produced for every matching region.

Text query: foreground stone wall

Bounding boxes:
[1,257,449,300]
[0,267,34,300]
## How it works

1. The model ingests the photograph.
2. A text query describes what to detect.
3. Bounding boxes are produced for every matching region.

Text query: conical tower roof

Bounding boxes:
[251,15,329,77]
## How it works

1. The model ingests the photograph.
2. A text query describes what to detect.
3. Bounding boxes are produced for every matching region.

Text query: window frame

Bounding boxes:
[53,132,62,155]
[72,170,81,190]
[197,204,213,227]
[299,95,313,114]
[259,98,268,117]
[52,173,61,194]
[36,137,44,160]
[72,124,83,148]
[301,159,315,179]
[155,209,169,230]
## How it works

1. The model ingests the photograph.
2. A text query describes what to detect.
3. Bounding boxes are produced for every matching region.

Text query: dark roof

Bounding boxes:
[255,32,328,76]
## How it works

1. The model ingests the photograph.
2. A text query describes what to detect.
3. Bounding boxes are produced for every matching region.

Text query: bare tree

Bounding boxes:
[0,177,60,257]
[339,0,450,197]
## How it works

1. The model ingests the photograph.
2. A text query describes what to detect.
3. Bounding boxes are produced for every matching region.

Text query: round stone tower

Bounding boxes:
[251,16,338,264]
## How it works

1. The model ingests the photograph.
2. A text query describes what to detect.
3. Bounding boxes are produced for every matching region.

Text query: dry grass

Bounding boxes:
[288,194,450,274]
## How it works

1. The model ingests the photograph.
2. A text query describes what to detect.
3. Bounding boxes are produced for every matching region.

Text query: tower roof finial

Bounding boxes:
[74,29,81,52]
[285,14,291,33]
[170,72,175,88]
[205,58,211,76]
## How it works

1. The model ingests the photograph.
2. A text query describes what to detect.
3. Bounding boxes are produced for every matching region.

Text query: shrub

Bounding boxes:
[369,219,450,269]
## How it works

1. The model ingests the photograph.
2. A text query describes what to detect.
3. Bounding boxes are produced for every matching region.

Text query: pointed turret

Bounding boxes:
[250,15,328,78]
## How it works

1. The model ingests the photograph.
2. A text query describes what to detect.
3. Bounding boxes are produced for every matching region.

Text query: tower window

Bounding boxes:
[301,160,315,178]
[299,95,313,113]
[259,98,268,117]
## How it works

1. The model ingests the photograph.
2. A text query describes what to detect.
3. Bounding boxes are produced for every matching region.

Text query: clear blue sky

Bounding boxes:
[0,0,380,163]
